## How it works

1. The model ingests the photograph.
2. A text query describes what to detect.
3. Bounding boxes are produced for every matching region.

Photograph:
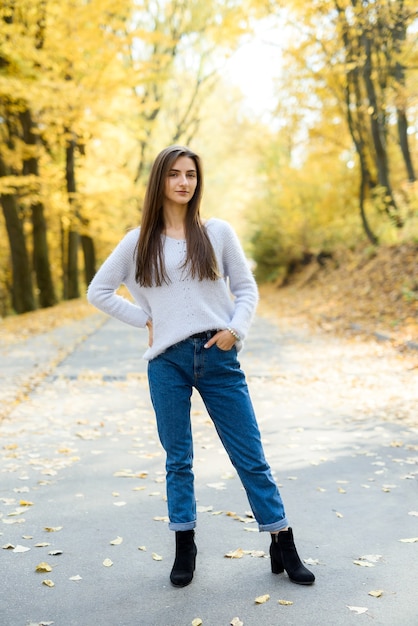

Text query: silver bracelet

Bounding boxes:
[226,327,240,341]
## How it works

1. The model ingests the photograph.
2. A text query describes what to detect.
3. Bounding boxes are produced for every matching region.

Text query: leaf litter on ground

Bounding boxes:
[347,606,368,615]
[35,562,53,573]
[255,594,270,604]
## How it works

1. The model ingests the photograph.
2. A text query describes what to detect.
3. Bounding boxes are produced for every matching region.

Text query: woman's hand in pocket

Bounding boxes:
[204,329,236,351]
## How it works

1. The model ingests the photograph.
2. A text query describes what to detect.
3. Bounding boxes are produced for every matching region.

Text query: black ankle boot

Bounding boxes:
[270,528,315,585]
[170,530,197,587]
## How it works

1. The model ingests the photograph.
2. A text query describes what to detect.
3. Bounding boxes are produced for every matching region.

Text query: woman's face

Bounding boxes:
[164,156,198,208]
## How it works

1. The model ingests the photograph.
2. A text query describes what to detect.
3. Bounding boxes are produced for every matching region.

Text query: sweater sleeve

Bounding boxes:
[87,229,150,328]
[219,221,259,339]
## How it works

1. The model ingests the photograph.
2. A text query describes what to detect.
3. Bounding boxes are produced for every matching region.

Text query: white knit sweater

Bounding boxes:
[87,218,259,360]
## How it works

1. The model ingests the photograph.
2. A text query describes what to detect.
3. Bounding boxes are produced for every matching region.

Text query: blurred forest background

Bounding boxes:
[1,0,417,338]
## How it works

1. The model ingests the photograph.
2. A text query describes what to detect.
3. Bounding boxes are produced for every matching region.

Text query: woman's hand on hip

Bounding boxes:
[204,329,236,351]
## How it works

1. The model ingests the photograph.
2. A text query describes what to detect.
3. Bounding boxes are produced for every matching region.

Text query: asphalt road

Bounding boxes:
[0,311,417,626]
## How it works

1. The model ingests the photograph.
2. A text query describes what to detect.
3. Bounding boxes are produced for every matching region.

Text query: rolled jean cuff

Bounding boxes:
[258,517,289,533]
[169,520,196,532]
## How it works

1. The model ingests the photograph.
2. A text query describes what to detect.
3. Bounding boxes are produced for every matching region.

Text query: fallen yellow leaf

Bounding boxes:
[399,537,418,543]
[44,526,63,533]
[243,550,266,558]
[42,579,55,587]
[196,505,213,513]
[255,594,270,604]
[230,618,243,626]
[368,590,383,598]
[110,536,123,545]
[4,443,18,450]
[152,553,163,561]
[103,558,113,567]
[19,500,34,506]
[41,469,57,476]
[2,517,25,525]
[358,554,382,563]
[13,545,30,553]
[347,606,368,615]
[225,548,244,559]
[278,599,293,606]
[192,619,203,626]
[36,562,52,573]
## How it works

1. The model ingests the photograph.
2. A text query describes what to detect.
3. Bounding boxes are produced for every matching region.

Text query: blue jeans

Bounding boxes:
[147,332,289,532]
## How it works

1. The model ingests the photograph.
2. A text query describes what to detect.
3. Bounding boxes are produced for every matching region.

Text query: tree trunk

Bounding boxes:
[397,111,415,183]
[0,187,35,313]
[65,133,80,299]
[0,151,35,312]
[359,168,378,246]
[19,108,57,308]
[67,229,80,299]
[343,49,378,243]
[362,34,402,226]
[391,7,416,182]
[81,234,96,286]
[61,220,68,299]
[336,2,380,242]
[31,201,57,306]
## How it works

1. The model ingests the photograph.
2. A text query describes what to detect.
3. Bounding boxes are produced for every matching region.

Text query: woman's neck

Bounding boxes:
[163,205,187,239]
[164,224,186,239]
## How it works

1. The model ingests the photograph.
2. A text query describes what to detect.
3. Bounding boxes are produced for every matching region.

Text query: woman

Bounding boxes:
[87,145,315,588]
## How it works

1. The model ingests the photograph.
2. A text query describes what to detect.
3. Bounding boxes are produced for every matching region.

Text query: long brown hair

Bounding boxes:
[135,145,219,287]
